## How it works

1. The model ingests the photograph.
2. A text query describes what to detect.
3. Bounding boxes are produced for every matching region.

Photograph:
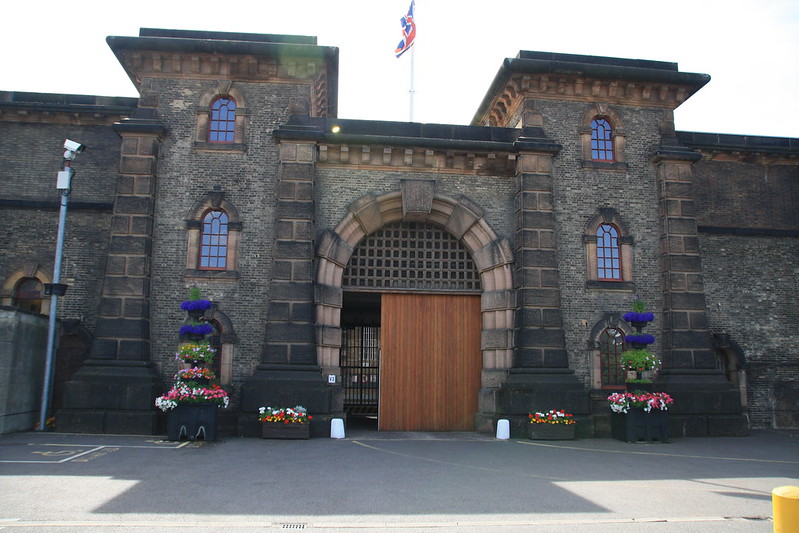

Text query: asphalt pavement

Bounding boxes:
[0,425,797,532]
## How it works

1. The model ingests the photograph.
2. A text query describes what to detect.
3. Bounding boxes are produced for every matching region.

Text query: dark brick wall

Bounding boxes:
[0,120,121,332]
[693,159,799,230]
[699,235,799,427]
[147,77,311,399]
[0,122,121,203]
[541,100,666,386]
[692,157,798,427]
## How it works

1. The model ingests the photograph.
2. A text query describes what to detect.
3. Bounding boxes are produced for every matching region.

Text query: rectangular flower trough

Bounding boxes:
[261,422,310,439]
[528,424,576,440]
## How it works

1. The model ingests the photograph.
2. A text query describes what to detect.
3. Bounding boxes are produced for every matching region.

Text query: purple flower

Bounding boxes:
[623,311,655,323]
[180,300,213,311]
[625,333,656,345]
[179,324,213,336]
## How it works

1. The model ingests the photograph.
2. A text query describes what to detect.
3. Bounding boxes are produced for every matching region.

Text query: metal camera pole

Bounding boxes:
[38,141,83,431]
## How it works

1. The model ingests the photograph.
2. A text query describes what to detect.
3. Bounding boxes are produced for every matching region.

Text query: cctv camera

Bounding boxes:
[64,139,85,153]
[63,139,86,160]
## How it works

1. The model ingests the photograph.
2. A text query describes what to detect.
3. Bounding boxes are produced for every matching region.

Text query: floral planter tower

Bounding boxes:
[155,289,229,440]
[621,300,658,390]
[608,300,674,443]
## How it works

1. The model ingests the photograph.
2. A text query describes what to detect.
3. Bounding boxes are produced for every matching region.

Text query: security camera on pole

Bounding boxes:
[38,139,85,431]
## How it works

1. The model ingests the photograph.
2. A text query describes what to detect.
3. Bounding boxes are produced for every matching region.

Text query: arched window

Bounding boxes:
[598,327,626,389]
[13,277,43,313]
[199,210,229,270]
[204,311,236,386]
[185,193,241,279]
[208,97,237,143]
[208,319,223,380]
[584,209,633,289]
[596,224,622,281]
[590,117,615,161]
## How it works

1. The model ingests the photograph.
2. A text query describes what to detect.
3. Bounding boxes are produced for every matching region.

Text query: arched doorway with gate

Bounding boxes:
[315,190,515,431]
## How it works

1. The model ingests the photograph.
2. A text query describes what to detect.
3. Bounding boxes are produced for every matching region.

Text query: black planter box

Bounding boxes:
[611,409,669,443]
[528,424,576,440]
[166,404,219,441]
[261,422,310,439]
[626,382,654,392]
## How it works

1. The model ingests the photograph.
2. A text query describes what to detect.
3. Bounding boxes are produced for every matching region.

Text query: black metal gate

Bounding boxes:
[341,326,380,415]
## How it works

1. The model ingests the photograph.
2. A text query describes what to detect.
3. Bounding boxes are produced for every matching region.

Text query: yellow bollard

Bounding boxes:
[773,485,799,533]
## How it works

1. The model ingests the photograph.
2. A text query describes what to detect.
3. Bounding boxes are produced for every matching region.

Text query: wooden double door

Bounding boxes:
[378,293,481,431]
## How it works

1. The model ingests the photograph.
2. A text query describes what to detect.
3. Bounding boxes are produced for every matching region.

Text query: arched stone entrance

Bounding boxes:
[315,186,515,430]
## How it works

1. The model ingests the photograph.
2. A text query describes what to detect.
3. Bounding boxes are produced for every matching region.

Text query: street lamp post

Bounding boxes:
[38,140,85,431]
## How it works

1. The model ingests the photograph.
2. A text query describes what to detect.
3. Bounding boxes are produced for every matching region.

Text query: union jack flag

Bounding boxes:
[395,0,416,58]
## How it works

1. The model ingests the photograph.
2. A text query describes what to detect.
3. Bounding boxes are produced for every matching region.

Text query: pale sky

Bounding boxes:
[3,0,798,138]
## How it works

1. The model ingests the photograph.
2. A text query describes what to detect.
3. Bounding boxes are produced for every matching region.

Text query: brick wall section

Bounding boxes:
[699,234,799,427]
[540,100,664,388]
[694,161,798,230]
[0,104,131,334]
[691,154,799,427]
[146,77,300,398]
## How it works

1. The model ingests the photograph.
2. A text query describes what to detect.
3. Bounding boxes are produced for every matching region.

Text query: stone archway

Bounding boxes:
[315,185,515,425]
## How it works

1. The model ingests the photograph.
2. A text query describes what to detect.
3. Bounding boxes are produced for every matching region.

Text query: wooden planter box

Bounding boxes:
[611,409,669,443]
[166,404,218,441]
[528,423,576,440]
[261,422,310,439]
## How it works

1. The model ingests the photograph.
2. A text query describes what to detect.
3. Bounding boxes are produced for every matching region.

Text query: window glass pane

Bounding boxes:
[590,118,615,161]
[208,320,223,378]
[208,97,237,143]
[13,277,43,313]
[596,224,622,280]
[198,210,229,270]
[600,328,626,387]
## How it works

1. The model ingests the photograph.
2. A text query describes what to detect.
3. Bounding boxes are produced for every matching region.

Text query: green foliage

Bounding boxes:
[632,299,646,313]
[621,348,660,372]
[188,287,202,301]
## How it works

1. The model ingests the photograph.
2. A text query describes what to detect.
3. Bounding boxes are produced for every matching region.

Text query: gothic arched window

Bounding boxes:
[13,277,43,313]
[598,327,626,389]
[590,117,615,161]
[596,223,622,281]
[199,210,229,270]
[208,97,237,143]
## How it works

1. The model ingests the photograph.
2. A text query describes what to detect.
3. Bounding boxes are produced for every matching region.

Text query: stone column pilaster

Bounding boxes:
[58,109,166,434]
[239,135,332,436]
[654,138,747,436]
[513,152,567,369]
[498,120,589,437]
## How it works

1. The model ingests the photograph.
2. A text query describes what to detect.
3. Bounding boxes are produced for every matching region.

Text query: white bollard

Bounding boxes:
[496,419,510,440]
[330,418,346,439]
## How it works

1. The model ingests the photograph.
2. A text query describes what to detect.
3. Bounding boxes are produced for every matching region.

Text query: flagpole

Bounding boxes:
[409,45,415,122]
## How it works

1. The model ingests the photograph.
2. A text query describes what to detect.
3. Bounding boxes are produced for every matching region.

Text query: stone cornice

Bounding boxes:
[107,34,339,117]
[317,144,517,175]
[677,131,799,164]
[473,54,710,127]
[0,91,136,125]
[276,114,531,174]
